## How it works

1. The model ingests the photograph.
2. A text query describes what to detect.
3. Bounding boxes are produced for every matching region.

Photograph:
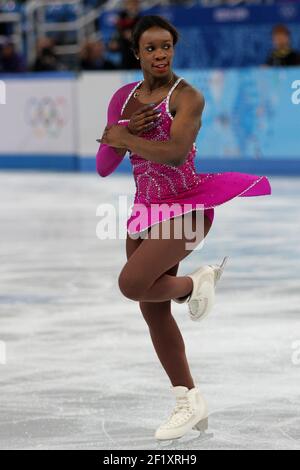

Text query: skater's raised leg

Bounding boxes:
[119,211,213,302]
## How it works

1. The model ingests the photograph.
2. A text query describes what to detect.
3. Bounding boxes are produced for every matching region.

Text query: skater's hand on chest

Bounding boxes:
[128,105,161,136]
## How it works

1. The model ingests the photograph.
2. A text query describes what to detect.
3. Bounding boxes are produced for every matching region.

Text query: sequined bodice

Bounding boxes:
[118,77,200,205]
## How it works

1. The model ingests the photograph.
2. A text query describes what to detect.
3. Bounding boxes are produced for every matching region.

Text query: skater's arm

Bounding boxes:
[96,88,128,178]
[101,88,205,167]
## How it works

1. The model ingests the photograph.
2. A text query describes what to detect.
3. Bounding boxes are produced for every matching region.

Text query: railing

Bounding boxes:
[24,0,108,69]
[22,0,176,69]
[0,9,22,52]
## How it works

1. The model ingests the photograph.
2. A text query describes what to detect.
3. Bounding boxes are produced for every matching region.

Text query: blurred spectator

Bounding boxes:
[31,37,64,72]
[0,40,25,73]
[108,0,141,70]
[266,24,300,67]
[80,39,116,70]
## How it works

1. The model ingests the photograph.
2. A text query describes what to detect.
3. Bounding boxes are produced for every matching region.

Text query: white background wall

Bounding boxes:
[0,78,77,155]
[77,72,126,158]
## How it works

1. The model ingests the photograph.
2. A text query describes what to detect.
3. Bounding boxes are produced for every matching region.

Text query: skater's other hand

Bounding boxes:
[97,124,129,148]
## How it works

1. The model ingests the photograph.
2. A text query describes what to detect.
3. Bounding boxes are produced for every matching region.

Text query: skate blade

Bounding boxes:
[155,418,214,447]
[211,255,229,284]
[155,430,214,448]
[193,416,208,432]
[192,417,214,441]
[220,255,229,270]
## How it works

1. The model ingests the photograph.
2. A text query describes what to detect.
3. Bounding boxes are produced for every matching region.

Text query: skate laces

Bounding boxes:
[163,396,193,428]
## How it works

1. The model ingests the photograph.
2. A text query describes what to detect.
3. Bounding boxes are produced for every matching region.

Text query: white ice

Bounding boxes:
[0,171,299,450]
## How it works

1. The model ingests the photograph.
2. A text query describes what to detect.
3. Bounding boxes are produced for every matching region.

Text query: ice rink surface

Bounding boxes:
[0,171,299,450]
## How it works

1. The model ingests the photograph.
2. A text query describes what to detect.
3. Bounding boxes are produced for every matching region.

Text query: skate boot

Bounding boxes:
[155,385,209,441]
[173,256,229,322]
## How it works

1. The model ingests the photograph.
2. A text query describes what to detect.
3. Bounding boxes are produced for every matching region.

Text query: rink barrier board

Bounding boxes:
[1,155,299,176]
[1,70,300,174]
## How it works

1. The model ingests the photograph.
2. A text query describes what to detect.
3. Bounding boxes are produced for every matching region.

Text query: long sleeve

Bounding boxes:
[96,86,129,177]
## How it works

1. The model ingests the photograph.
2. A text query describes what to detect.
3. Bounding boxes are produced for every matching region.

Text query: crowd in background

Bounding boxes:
[0,0,142,72]
[0,0,300,73]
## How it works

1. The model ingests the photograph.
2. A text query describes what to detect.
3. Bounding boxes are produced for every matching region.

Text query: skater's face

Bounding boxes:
[136,27,175,76]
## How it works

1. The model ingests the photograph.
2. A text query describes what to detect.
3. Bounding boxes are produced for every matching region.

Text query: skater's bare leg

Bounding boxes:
[139,267,195,390]
[122,212,213,389]
[119,211,213,302]
[125,235,194,389]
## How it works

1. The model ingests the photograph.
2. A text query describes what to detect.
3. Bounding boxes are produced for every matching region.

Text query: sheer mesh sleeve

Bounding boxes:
[96,86,128,177]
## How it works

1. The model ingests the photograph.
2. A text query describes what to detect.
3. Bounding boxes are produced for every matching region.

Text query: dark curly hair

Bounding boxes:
[131,15,180,55]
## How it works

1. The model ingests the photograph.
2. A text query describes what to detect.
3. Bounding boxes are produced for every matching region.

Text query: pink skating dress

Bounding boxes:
[97,77,272,235]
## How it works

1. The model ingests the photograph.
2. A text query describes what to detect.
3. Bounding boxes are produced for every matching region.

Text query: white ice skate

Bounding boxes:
[173,256,229,322]
[155,385,209,441]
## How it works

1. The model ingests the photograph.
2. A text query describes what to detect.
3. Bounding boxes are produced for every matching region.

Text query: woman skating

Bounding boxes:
[96,15,271,441]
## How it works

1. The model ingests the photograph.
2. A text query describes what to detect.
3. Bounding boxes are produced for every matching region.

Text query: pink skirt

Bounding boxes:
[127,171,272,234]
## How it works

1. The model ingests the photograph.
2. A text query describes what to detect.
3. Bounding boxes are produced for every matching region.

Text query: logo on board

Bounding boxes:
[25,96,68,137]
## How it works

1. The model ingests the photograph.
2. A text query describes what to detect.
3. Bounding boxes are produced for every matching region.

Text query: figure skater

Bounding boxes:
[96,15,272,441]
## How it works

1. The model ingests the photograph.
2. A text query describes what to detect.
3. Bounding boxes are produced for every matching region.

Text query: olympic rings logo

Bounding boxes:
[25,96,68,137]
